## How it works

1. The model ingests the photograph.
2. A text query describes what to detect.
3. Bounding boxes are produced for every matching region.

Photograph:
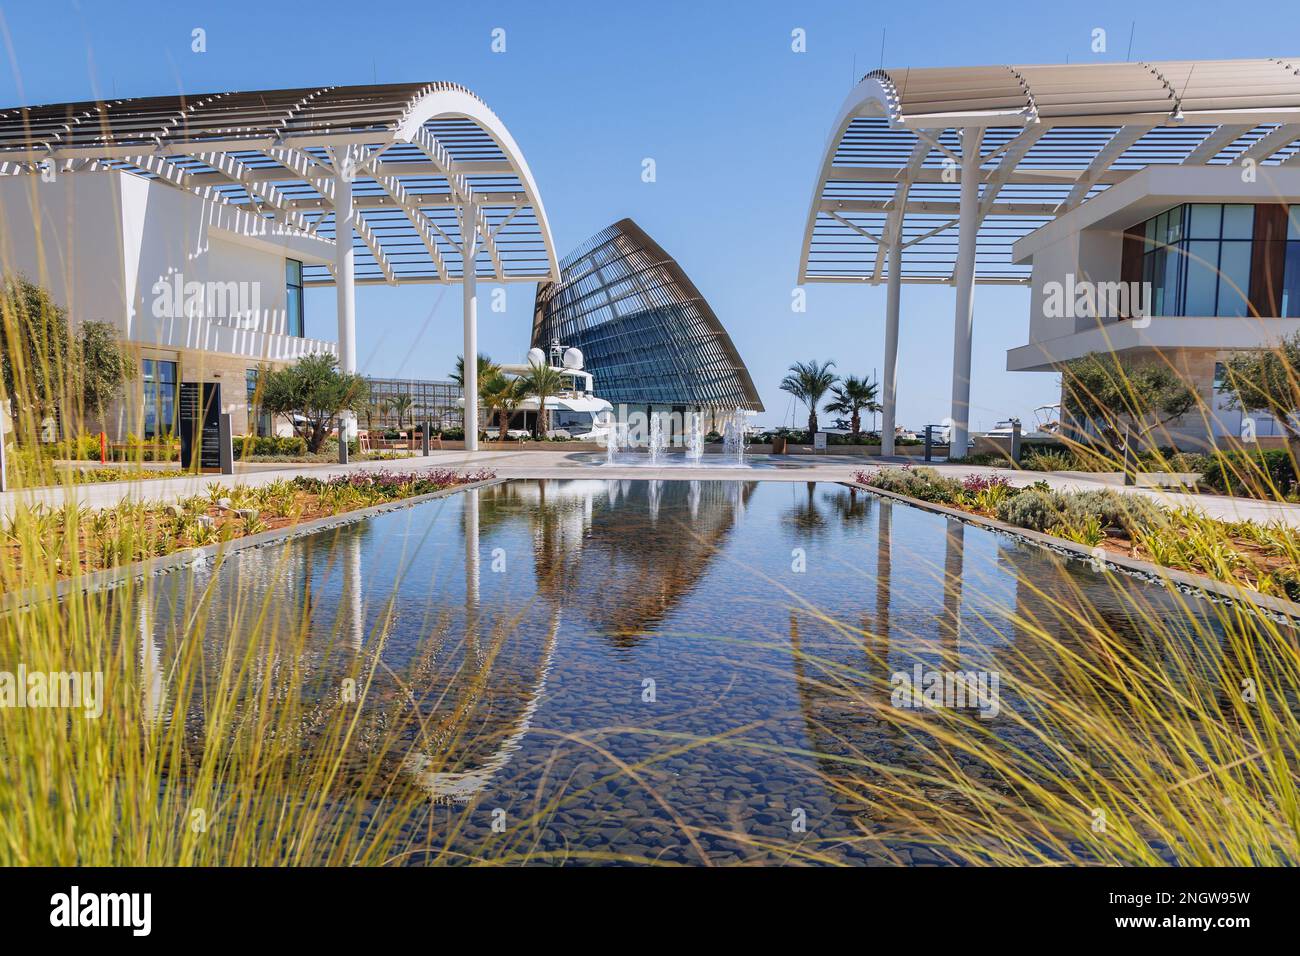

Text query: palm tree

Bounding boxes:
[824,375,881,436]
[385,393,414,432]
[482,373,528,441]
[357,388,382,434]
[451,353,500,435]
[780,360,838,437]
[520,360,565,439]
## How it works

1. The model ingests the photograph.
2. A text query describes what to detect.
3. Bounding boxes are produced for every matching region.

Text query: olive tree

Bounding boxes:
[1060,352,1196,454]
[1222,331,1300,460]
[257,353,366,453]
[0,274,71,436]
[75,320,134,427]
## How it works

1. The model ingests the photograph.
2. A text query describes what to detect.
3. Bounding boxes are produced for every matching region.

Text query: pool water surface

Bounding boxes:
[141,478,1260,864]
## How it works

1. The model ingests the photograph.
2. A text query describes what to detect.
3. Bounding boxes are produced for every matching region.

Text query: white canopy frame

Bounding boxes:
[0,82,560,450]
[798,58,1300,456]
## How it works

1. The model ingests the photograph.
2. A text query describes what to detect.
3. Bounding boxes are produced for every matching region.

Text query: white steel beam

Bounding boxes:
[949,128,983,460]
[1062,125,1155,211]
[462,206,480,453]
[881,224,903,456]
[1237,123,1300,164]
[334,148,358,440]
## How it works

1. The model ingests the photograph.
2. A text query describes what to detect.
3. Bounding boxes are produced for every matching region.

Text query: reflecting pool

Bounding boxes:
[137,479,1283,865]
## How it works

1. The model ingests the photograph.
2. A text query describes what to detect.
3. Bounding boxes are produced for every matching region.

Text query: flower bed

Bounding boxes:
[0,468,494,586]
[854,466,1300,601]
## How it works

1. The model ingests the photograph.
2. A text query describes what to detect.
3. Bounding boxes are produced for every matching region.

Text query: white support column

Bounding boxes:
[462,211,480,452]
[881,226,903,456]
[949,128,983,460]
[334,148,358,440]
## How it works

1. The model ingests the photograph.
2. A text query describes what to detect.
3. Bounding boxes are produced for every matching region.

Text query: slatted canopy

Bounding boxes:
[799,57,1300,285]
[0,82,559,286]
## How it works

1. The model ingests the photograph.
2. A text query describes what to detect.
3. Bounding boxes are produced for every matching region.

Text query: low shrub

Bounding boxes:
[1200,449,1297,499]
[1057,488,1167,536]
[1022,450,1076,472]
[996,488,1061,532]
[947,452,1009,466]
[854,466,963,504]
[234,435,308,458]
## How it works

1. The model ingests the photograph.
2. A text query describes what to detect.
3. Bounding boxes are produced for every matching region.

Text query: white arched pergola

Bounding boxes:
[0,82,560,450]
[798,58,1300,457]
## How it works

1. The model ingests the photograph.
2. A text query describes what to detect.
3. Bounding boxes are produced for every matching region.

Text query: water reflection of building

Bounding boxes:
[476,478,757,647]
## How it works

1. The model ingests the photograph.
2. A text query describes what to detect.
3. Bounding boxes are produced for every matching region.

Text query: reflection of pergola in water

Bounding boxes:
[0,83,558,448]
[797,58,1300,457]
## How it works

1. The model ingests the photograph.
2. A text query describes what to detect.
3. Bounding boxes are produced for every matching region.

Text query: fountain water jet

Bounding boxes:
[686,412,704,463]
[606,421,623,464]
[723,406,747,466]
[648,413,665,465]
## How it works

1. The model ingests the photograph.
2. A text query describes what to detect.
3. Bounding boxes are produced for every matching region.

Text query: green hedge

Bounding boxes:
[234,435,308,457]
[1201,449,1297,498]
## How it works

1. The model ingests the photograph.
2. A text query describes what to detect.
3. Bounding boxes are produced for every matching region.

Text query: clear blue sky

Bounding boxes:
[1,0,1293,430]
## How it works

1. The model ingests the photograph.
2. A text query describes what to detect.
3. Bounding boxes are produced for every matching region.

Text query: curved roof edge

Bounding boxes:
[799,57,1300,285]
[534,217,763,412]
[0,82,557,285]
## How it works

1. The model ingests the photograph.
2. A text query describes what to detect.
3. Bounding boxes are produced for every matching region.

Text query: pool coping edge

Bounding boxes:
[1,475,507,613]
[843,480,1300,620]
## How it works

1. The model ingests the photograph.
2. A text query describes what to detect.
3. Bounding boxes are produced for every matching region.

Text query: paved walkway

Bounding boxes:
[5,450,1300,527]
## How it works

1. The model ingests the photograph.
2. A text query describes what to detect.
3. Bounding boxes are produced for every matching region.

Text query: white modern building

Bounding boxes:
[0,83,557,448]
[1008,170,1300,450]
[799,58,1300,455]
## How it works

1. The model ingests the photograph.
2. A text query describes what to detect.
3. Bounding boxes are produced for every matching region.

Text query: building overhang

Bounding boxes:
[1012,165,1300,264]
[1007,316,1300,371]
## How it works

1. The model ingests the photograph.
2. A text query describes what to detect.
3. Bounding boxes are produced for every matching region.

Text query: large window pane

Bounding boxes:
[1217,241,1252,316]
[1162,244,1182,313]
[1288,206,1300,242]
[1183,241,1219,315]
[1282,242,1300,317]
[1167,206,1184,243]
[1188,203,1222,239]
[1222,204,1254,239]
[285,258,304,337]
[287,286,303,336]
[141,358,177,438]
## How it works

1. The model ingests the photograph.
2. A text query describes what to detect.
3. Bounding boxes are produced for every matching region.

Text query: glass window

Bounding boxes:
[142,358,178,439]
[286,258,304,337]
[245,368,272,436]
[1188,203,1221,239]
[1136,203,1262,318]
[1222,204,1254,240]
[1184,241,1219,315]
[1166,207,1184,243]
[1283,240,1300,318]
[1217,242,1253,316]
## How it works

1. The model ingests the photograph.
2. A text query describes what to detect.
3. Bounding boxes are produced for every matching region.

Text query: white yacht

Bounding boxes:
[477,345,616,441]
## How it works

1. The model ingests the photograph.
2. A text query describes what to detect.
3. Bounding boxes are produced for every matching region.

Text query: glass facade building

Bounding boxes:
[1130,203,1300,318]
[363,377,463,431]
[532,219,762,411]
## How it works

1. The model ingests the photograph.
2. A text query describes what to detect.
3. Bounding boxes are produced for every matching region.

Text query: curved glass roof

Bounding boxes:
[533,218,763,411]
